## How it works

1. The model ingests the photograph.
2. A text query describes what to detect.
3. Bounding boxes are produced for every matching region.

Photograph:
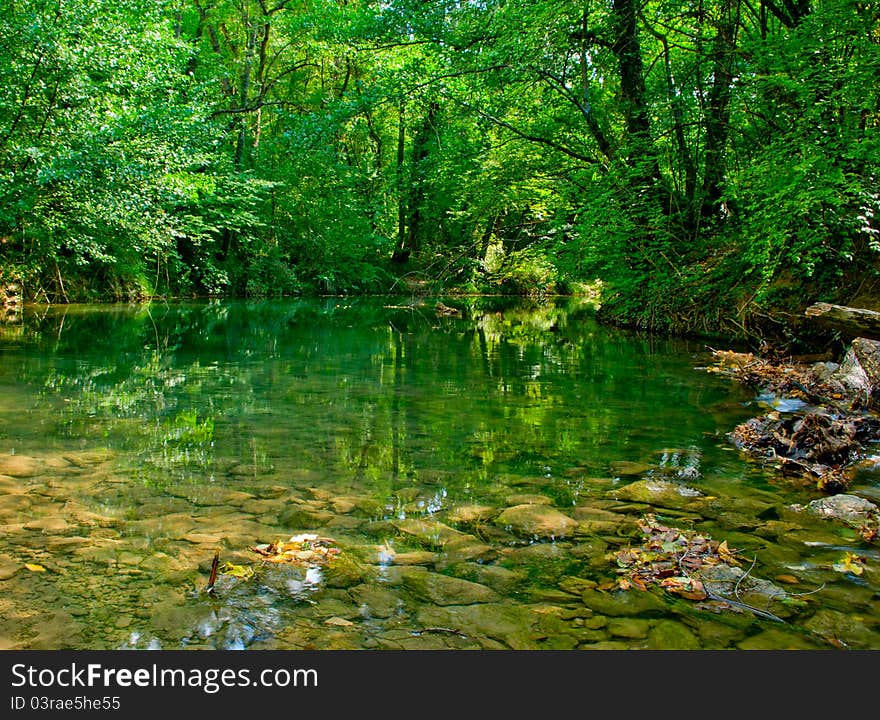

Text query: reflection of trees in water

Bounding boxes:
[8,298,740,505]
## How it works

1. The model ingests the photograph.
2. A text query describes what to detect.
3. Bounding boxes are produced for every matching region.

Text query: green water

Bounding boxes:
[0,297,877,650]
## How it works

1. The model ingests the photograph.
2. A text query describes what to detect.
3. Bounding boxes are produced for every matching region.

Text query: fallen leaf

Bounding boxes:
[24,563,46,573]
[832,552,866,576]
[219,562,254,579]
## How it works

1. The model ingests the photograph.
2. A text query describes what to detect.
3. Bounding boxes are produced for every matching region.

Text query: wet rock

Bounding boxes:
[447,505,497,525]
[505,542,572,564]
[322,515,364,531]
[310,597,361,621]
[384,550,439,566]
[736,628,824,650]
[278,505,333,529]
[694,618,750,648]
[647,620,701,649]
[0,454,41,477]
[181,532,224,545]
[398,566,499,605]
[609,479,705,510]
[581,588,668,617]
[240,498,283,516]
[393,518,471,549]
[607,618,651,639]
[558,576,597,596]
[23,518,74,533]
[436,536,497,566]
[0,556,20,580]
[349,584,403,619]
[504,493,553,506]
[331,498,357,514]
[609,461,654,477]
[578,640,632,650]
[572,505,627,523]
[699,563,792,618]
[570,538,610,563]
[445,563,528,595]
[62,449,114,467]
[792,494,880,528]
[802,609,880,649]
[322,554,367,589]
[417,603,553,650]
[494,504,578,539]
[0,474,26,494]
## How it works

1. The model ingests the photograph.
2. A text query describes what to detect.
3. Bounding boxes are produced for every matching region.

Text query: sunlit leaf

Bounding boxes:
[24,563,46,573]
[832,553,866,576]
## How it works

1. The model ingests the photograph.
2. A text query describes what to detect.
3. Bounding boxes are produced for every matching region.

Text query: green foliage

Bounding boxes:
[2,0,878,340]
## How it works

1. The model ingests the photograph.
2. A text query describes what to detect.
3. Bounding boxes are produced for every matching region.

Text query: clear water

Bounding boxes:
[0,297,877,650]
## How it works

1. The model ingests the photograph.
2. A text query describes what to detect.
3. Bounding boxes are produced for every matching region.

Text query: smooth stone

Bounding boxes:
[494,504,578,539]
[0,454,41,477]
[609,461,654,477]
[581,588,668,617]
[331,499,357,514]
[445,563,528,595]
[558,576,597,596]
[23,517,73,533]
[393,518,471,548]
[62,449,114,467]
[398,566,499,605]
[571,506,626,522]
[504,494,553,506]
[736,628,825,650]
[278,505,334,529]
[417,603,556,650]
[349,584,403,619]
[447,505,497,525]
[646,620,701,649]
[0,557,20,580]
[802,609,880,649]
[436,536,497,566]
[240,498,283,516]
[387,551,439,566]
[609,479,705,509]
[794,494,880,527]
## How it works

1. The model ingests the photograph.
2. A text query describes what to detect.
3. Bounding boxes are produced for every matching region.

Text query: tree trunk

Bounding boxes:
[701,0,739,221]
[392,101,409,263]
[804,303,880,341]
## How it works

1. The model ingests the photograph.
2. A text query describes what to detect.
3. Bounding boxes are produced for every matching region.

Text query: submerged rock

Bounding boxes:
[646,620,701,650]
[580,588,668,617]
[447,504,497,525]
[609,479,704,510]
[494,504,578,539]
[398,566,500,605]
[0,454,41,477]
[792,493,880,528]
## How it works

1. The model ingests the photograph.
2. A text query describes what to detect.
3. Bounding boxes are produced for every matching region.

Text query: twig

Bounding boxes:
[206,550,220,594]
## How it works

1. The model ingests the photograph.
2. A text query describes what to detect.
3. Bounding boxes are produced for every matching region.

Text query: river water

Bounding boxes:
[0,297,877,649]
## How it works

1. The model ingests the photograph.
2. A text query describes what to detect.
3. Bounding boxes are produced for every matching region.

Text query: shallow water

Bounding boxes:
[0,297,877,650]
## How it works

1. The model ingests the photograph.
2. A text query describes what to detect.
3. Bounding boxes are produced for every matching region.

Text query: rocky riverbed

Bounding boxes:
[1,442,878,651]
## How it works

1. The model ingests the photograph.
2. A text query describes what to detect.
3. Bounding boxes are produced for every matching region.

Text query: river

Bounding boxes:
[0,297,877,649]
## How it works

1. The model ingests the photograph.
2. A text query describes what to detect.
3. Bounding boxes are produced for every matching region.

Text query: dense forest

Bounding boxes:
[1,0,879,339]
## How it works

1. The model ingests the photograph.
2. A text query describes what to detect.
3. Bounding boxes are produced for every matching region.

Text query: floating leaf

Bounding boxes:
[832,552,866,576]
[25,563,46,572]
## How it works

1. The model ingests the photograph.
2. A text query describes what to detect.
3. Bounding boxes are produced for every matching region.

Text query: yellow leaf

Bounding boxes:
[833,553,866,575]
[25,563,46,572]
[219,562,254,579]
